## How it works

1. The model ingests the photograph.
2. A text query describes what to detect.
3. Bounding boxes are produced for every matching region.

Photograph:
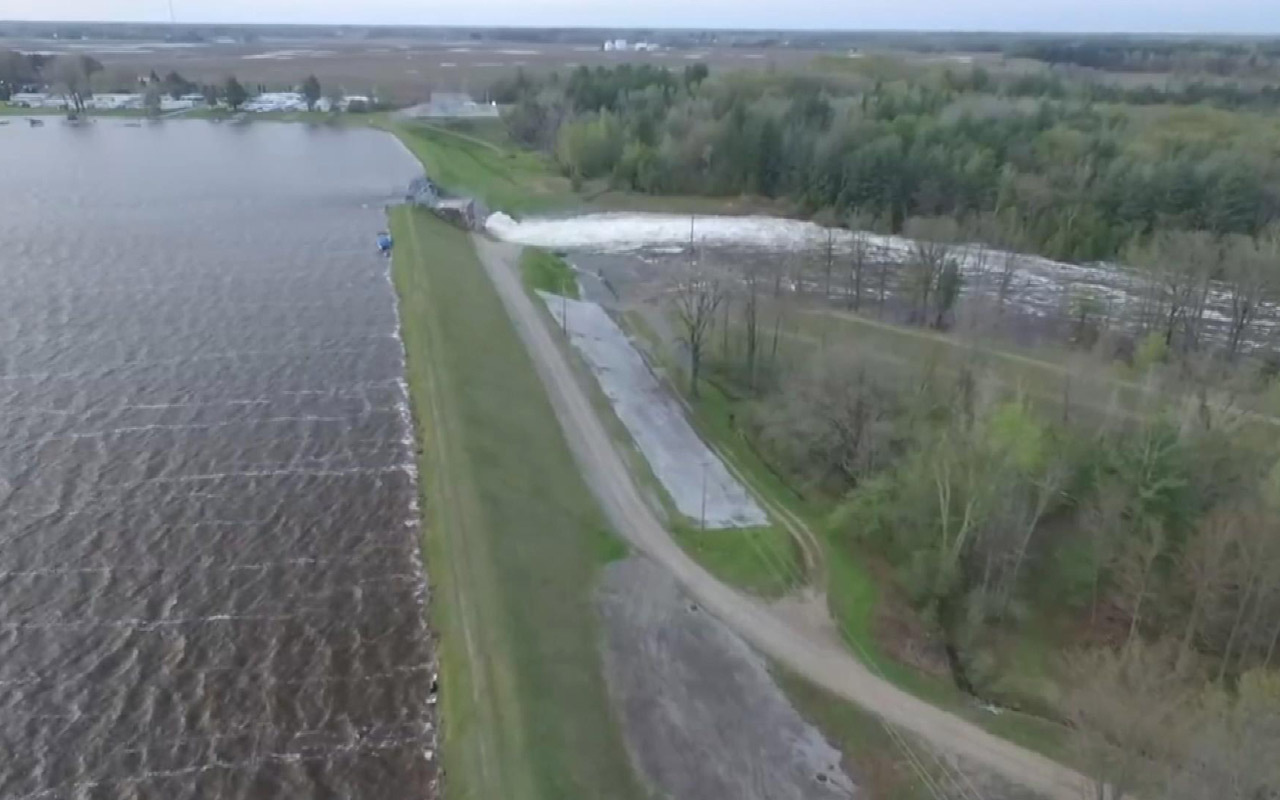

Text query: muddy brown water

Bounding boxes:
[0,121,435,799]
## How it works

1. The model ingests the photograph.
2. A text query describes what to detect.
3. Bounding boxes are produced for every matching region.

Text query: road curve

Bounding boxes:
[471,234,1091,800]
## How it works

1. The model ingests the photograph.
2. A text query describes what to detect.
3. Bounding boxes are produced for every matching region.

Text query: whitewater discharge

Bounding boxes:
[488,211,1280,339]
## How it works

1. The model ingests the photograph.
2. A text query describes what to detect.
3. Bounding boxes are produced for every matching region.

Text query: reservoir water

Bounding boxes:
[0,121,435,798]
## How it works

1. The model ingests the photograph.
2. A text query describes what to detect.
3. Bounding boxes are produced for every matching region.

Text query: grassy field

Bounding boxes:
[382,117,806,219]
[671,520,800,597]
[765,304,1159,425]
[0,104,56,115]
[382,120,576,214]
[519,247,580,298]
[390,208,641,800]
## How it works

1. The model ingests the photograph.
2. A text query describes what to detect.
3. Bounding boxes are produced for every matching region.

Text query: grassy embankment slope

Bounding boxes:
[382,119,575,214]
[390,208,641,800]
[383,117,799,217]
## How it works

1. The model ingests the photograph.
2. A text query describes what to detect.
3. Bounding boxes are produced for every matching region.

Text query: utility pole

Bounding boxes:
[700,459,708,531]
[168,0,176,24]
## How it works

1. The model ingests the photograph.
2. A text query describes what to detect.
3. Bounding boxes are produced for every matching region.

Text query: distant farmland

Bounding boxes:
[6,38,831,104]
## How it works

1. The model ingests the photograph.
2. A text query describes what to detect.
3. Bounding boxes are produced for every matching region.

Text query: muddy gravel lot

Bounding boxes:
[597,556,857,800]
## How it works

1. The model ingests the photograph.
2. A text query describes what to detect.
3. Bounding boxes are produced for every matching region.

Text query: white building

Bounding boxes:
[160,97,198,111]
[406,91,498,119]
[339,95,371,111]
[241,92,309,112]
[9,92,60,108]
[86,93,144,111]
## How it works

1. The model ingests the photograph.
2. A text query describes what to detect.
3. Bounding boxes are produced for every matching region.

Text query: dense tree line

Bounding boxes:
[1009,38,1280,77]
[0,49,48,99]
[1001,70,1280,112]
[499,64,1280,262]
[0,50,102,110]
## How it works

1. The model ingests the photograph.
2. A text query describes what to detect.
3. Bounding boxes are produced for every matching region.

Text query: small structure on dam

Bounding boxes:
[406,175,488,230]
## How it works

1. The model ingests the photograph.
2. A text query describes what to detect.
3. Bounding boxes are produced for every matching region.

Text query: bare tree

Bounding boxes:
[847,221,872,312]
[1177,504,1241,672]
[1210,503,1280,681]
[1083,484,1127,628]
[740,259,765,391]
[1062,641,1193,800]
[933,257,963,330]
[1221,229,1277,359]
[1000,454,1069,616]
[969,209,1023,317]
[876,247,891,320]
[1129,230,1218,352]
[672,257,725,398]
[993,247,1019,316]
[142,83,163,117]
[1162,670,1280,800]
[54,54,101,113]
[822,228,836,302]
[1114,517,1168,652]
[1069,290,1108,349]
[754,349,901,490]
[903,217,960,327]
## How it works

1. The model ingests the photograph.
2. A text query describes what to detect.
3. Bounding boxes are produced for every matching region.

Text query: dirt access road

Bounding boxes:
[472,235,1091,800]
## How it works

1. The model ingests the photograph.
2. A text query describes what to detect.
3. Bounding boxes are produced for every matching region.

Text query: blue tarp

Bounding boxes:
[377,233,393,251]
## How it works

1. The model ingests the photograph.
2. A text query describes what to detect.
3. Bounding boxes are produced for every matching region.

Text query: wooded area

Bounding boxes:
[680,244,1280,793]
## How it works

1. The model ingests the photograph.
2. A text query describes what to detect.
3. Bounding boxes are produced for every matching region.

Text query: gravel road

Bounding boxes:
[472,234,1091,800]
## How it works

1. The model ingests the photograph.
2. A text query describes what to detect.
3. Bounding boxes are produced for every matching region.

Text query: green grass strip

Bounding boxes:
[520,247,580,299]
[390,208,640,800]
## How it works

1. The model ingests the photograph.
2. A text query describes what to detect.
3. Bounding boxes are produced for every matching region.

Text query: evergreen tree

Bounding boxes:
[223,76,247,111]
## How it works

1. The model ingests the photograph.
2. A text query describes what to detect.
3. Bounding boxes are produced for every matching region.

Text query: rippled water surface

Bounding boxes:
[0,121,435,799]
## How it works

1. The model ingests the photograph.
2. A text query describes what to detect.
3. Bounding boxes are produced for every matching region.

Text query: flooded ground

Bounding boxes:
[0,122,436,798]
[488,212,1280,351]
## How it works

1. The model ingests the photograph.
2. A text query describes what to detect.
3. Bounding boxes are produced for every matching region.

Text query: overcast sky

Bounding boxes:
[2,0,1276,34]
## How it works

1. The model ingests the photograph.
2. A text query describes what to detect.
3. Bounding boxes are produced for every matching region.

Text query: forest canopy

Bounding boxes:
[496,62,1280,262]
